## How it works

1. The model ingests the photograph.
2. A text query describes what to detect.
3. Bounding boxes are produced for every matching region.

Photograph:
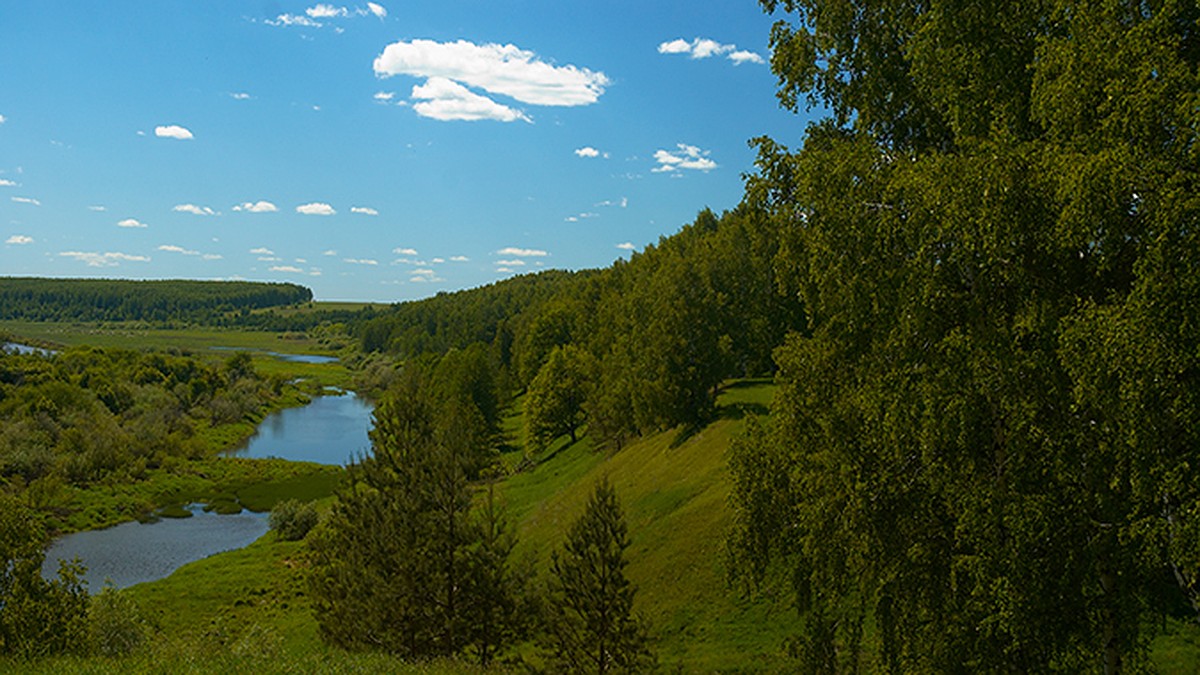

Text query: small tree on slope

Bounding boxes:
[544,478,653,673]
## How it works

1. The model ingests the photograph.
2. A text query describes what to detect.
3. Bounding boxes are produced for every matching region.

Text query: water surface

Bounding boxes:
[41,506,269,590]
[225,392,374,465]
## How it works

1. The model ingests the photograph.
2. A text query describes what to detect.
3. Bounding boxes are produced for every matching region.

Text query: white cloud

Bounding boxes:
[496,259,526,266]
[322,249,338,256]
[88,205,106,211]
[258,256,281,262]
[373,91,395,101]
[202,254,223,260]
[374,39,609,108]
[117,218,148,228]
[495,267,515,274]
[0,179,17,187]
[367,2,387,18]
[296,202,336,215]
[267,13,322,27]
[658,39,692,55]
[59,251,149,267]
[450,255,469,262]
[343,258,379,265]
[658,37,763,65]
[616,242,636,251]
[653,143,717,173]
[496,246,548,257]
[431,257,445,263]
[351,206,379,215]
[173,203,217,216]
[574,146,602,158]
[393,247,418,256]
[250,247,275,255]
[411,77,530,122]
[11,196,39,206]
[410,267,443,282]
[5,235,33,245]
[158,244,199,255]
[729,50,766,65]
[307,4,348,18]
[232,200,278,213]
[0,114,6,124]
[231,92,252,100]
[270,265,305,273]
[155,125,194,140]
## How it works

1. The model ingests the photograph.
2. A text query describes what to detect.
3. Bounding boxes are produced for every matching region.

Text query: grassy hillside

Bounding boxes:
[64,381,788,672]
[14,378,1195,672]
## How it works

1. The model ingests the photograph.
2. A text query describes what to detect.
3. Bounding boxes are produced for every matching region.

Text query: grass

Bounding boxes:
[15,374,1199,671]
[102,381,795,672]
[50,458,343,534]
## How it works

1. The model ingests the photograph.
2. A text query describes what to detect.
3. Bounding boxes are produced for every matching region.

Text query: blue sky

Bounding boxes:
[0,1,815,301]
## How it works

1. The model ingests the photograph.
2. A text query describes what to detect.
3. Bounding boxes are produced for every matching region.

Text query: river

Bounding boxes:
[40,387,375,589]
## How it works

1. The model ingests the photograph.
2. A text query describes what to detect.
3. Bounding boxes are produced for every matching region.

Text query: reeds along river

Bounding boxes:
[41,388,375,590]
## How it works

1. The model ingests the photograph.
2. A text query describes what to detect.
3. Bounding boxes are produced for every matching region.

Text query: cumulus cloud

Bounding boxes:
[393,247,418,256]
[343,258,379,265]
[497,246,548,257]
[59,251,150,267]
[5,235,33,245]
[0,179,17,187]
[231,92,252,100]
[411,77,529,122]
[11,196,40,206]
[270,265,304,273]
[653,143,717,173]
[173,203,217,216]
[158,244,200,255]
[351,206,379,215]
[658,37,764,65]
[410,268,443,283]
[0,114,6,124]
[155,125,194,140]
[202,254,223,260]
[117,218,148,228]
[322,249,338,256]
[616,242,636,251]
[296,202,336,215]
[574,146,602,158]
[374,39,609,113]
[250,247,275,255]
[367,2,387,18]
[729,50,765,65]
[374,91,395,102]
[88,205,107,211]
[450,255,469,262]
[495,259,526,266]
[232,200,278,213]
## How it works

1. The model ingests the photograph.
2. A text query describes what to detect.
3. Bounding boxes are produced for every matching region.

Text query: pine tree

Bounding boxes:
[545,478,652,673]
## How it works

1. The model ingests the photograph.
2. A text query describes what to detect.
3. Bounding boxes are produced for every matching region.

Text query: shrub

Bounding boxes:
[269,499,318,541]
[89,584,145,656]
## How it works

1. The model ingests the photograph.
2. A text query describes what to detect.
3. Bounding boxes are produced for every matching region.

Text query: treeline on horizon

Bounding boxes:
[0,278,313,323]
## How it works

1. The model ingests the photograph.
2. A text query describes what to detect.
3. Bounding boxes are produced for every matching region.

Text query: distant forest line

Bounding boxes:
[0,278,314,323]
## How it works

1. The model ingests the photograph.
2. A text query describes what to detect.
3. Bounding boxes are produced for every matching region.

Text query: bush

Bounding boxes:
[89,584,145,656]
[269,499,318,541]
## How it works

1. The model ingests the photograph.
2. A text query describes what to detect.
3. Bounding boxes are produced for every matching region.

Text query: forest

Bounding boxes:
[2,0,1199,672]
[0,278,312,323]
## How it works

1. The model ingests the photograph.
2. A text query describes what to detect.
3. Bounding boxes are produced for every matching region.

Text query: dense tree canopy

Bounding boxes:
[0,278,311,323]
[730,0,1200,671]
